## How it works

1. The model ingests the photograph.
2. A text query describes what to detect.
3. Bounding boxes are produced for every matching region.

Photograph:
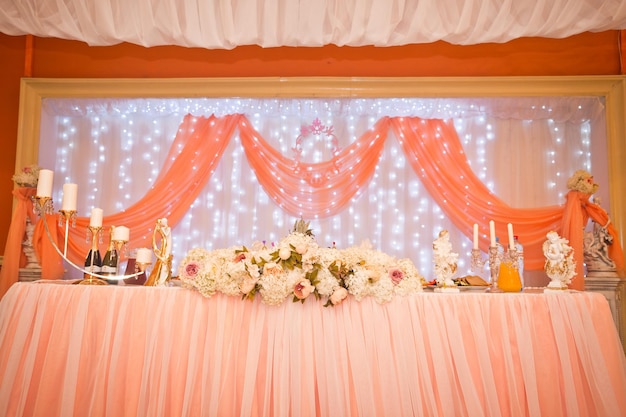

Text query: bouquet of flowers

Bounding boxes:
[566,169,599,195]
[12,164,41,187]
[178,220,425,307]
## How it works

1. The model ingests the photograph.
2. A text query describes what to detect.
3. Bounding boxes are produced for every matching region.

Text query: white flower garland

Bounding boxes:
[178,231,425,307]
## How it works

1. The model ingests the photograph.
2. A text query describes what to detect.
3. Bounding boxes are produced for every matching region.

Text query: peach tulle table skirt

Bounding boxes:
[0,283,625,417]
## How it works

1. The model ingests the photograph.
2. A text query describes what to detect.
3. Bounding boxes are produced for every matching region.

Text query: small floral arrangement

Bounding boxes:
[178,220,425,306]
[566,169,599,195]
[11,164,41,188]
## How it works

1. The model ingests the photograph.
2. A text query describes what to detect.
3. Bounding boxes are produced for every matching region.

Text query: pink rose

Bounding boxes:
[389,268,404,285]
[183,261,200,279]
[233,252,246,262]
[330,287,348,305]
[294,279,314,299]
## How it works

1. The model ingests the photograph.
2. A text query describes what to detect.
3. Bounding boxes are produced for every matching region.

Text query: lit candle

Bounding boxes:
[507,223,515,250]
[489,220,496,247]
[36,169,54,198]
[112,226,130,242]
[89,207,103,228]
[473,224,479,250]
[136,248,152,264]
[61,183,78,211]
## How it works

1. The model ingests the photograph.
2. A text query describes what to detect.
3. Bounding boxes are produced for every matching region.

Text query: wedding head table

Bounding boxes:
[0,282,625,417]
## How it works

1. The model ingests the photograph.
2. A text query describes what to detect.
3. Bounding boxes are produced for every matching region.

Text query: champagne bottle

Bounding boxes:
[101,226,119,285]
[84,232,103,280]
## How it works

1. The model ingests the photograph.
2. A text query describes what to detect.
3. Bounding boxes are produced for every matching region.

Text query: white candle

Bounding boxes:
[507,223,515,250]
[36,169,54,198]
[89,207,103,228]
[112,226,130,242]
[136,248,153,264]
[61,183,78,211]
[489,220,496,247]
[473,224,479,250]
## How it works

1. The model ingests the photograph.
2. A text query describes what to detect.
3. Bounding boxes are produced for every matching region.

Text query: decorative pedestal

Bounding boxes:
[19,216,42,282]
[585,272,626,353]
[18,267,42,282]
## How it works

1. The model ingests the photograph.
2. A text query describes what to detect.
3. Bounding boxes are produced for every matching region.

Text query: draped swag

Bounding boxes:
[1,0,625,48]
[8,114,619,296]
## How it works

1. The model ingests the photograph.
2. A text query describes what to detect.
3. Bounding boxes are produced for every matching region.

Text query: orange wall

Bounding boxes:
[0,30,622,254]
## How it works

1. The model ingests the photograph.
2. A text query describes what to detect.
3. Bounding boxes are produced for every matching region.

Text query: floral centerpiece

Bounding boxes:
[11,164,41,188]
[566,169,599,195]
[178,219,425,306]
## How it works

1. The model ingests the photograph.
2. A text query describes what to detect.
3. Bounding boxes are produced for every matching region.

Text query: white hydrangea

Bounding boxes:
[177,226,423,306]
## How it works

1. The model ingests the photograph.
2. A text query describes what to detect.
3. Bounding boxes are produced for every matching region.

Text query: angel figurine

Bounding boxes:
[145,218,173,286]
[433,230,460,292]
[543,231,576,290]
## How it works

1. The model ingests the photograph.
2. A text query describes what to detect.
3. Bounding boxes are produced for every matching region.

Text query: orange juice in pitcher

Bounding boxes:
[497,259,522,292]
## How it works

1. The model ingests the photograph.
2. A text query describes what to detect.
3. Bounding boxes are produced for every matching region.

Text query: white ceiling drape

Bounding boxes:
[0,0,625,49]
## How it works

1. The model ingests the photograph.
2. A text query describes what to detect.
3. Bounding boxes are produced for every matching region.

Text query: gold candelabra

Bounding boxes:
[32,195,145,284]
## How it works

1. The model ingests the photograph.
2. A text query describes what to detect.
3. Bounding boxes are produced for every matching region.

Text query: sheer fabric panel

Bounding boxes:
[38,97,603,281]
[1,0,625,48]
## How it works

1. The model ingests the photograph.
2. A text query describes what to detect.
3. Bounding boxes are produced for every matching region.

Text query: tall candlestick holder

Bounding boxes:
[112,238,129,275]
[470,248,486,273]
[485,246,504,293]
[31,196,144,284]
[136,260,152,274]
[58,209,77,257]
[471,247,501,292]
[34,196,53,215]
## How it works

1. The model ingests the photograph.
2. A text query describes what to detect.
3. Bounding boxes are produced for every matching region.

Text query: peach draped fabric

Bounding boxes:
[237,117,390,217]
[24,114,241,285]
[0,283,625,416]
[561,190,625,290]
[4,114,622,297]
[0,187,37,296]
[389,118,566,267]
[32,213,64,279]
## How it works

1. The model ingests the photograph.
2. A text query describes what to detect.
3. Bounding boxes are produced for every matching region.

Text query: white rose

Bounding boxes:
[295,244,307,255]
[330,287,348,305]
[263,262,282,276]
[239,277,257,294]
[367,267,380,282]
[279,247,292,260]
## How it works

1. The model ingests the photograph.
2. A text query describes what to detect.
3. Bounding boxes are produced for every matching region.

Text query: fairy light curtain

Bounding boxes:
[36,97,608,284]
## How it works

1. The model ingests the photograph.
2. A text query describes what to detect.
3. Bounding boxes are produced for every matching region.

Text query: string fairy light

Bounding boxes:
[38,97,605,279]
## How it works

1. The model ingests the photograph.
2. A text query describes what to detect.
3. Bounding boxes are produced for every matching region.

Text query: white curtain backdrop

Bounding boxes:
[1,0,625,48]
[39,97,607,281]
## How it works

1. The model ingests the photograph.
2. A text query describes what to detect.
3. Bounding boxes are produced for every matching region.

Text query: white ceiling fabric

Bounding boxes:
[0,0,624,49]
